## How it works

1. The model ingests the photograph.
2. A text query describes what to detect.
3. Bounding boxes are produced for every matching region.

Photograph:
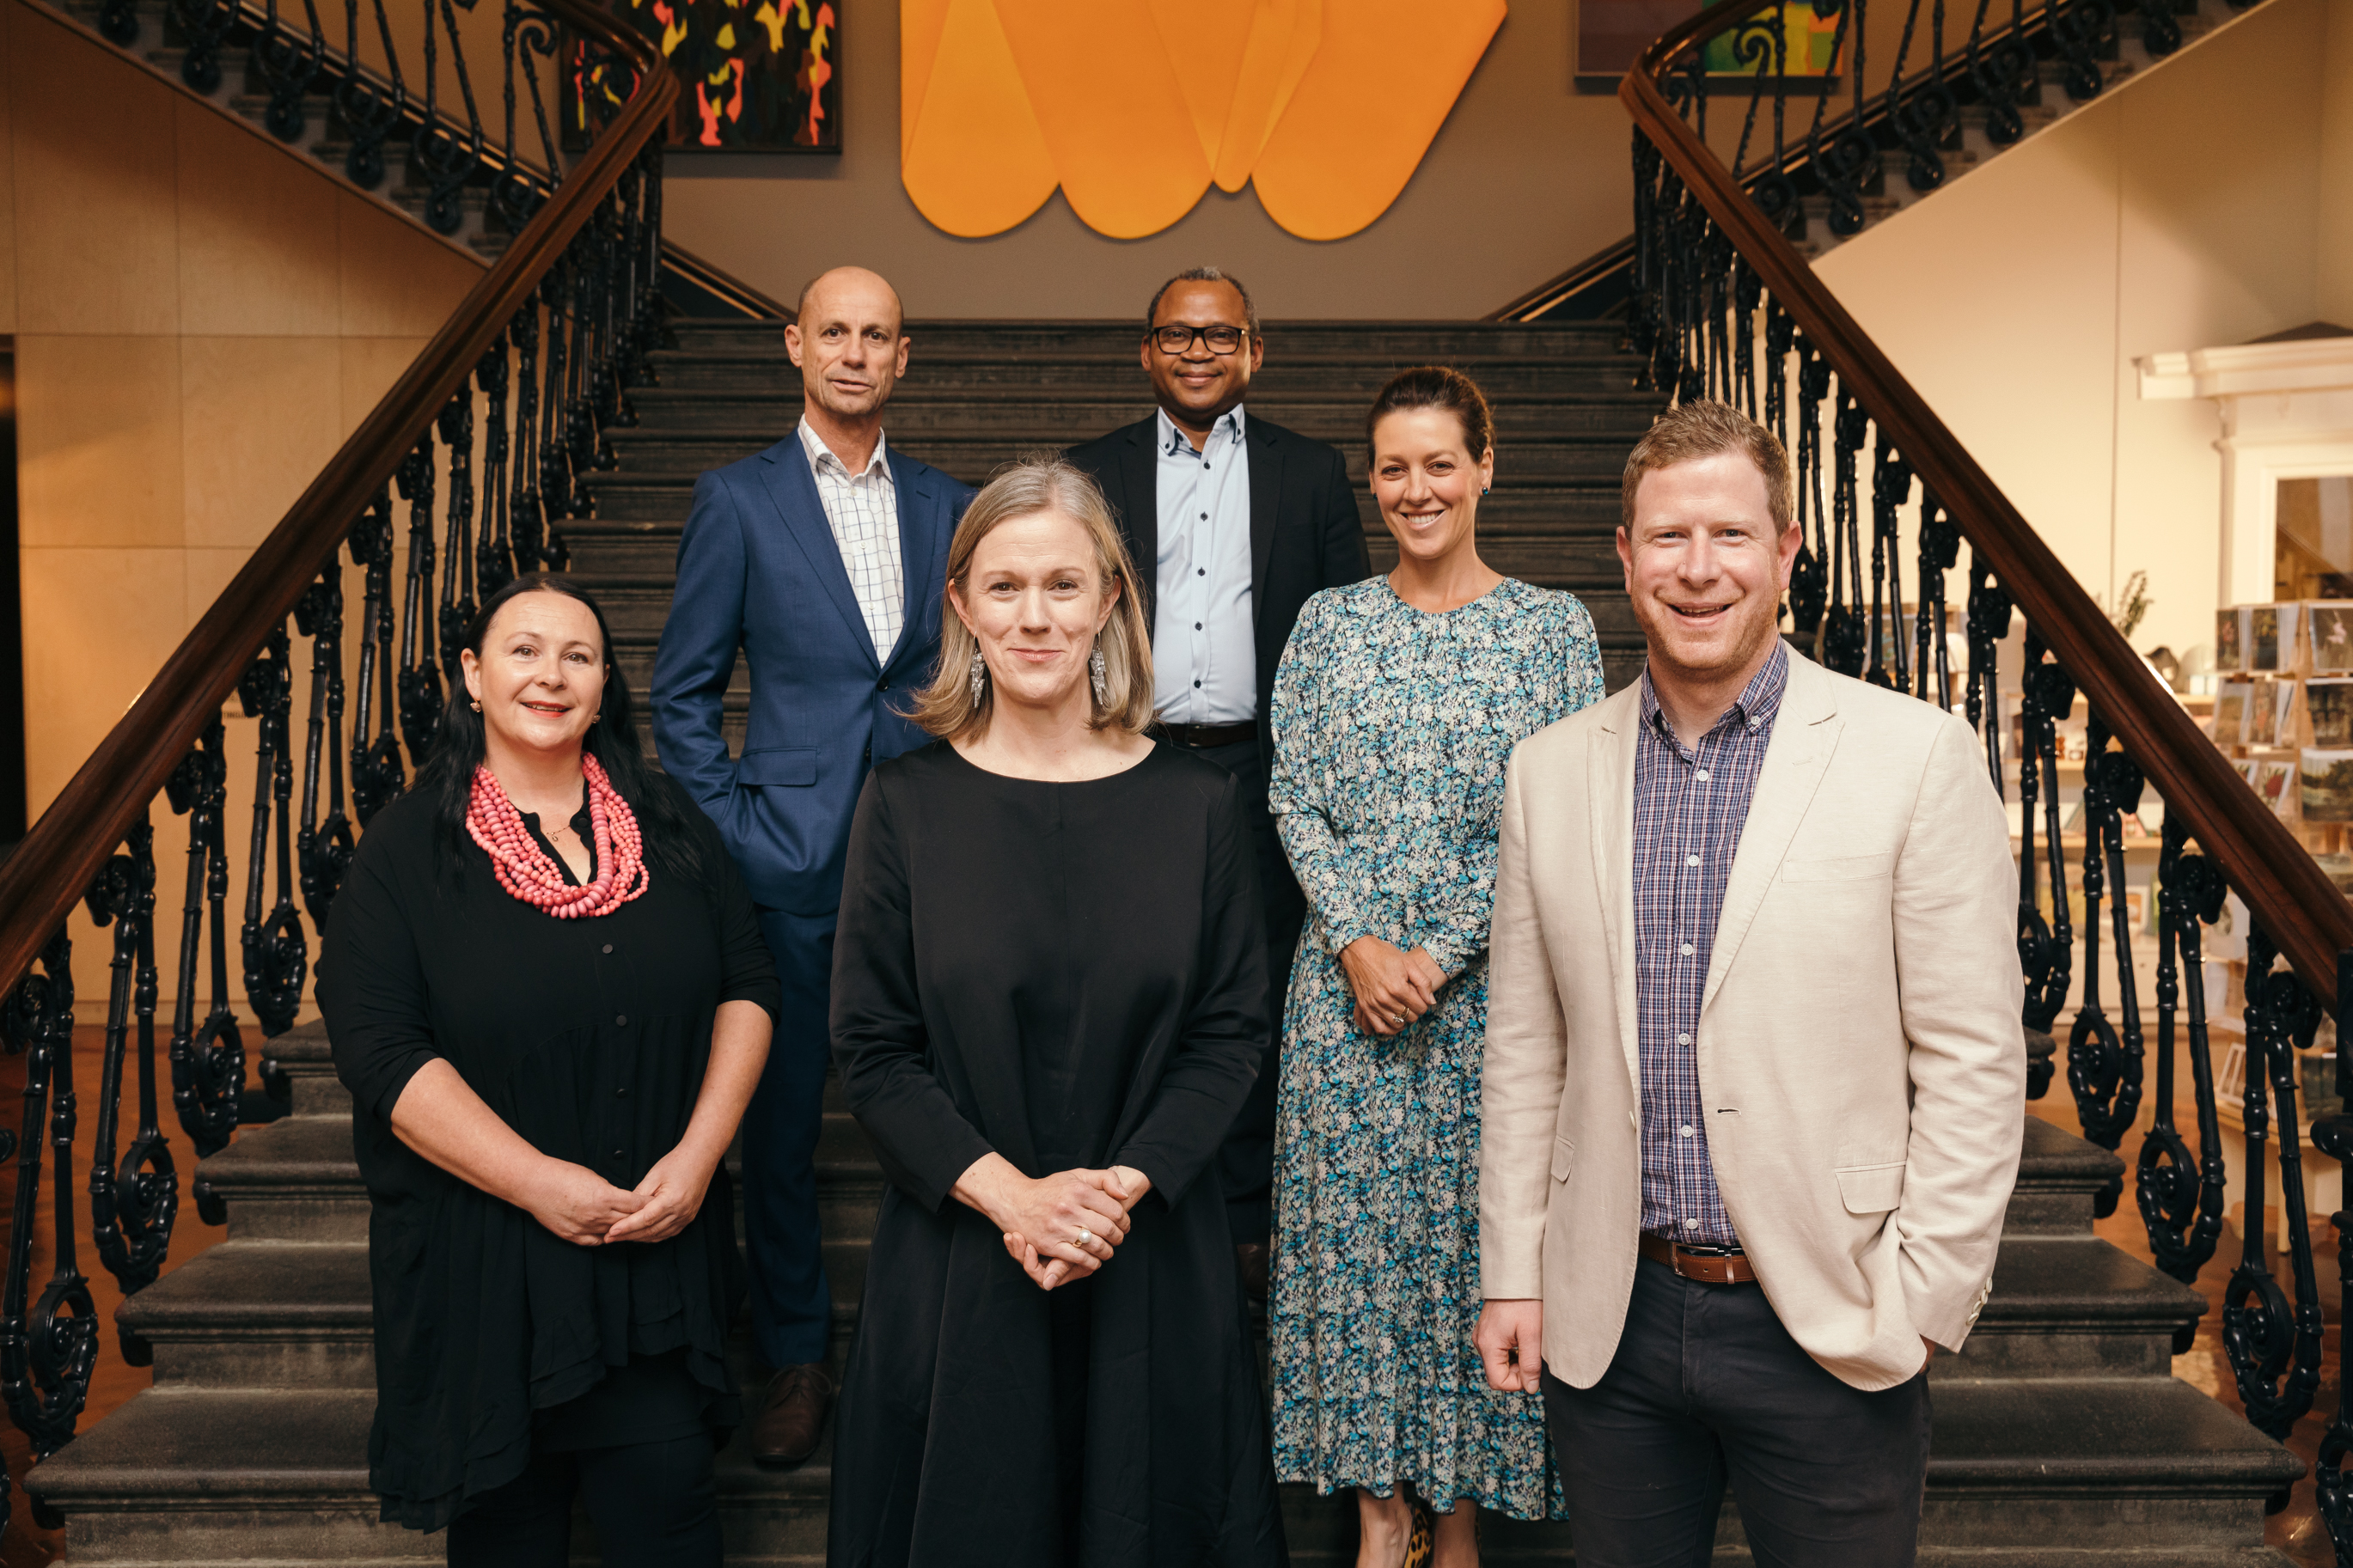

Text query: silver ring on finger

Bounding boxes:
[1075,1227,1094,1249]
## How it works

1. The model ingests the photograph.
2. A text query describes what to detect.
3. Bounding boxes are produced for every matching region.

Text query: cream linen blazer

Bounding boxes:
[1478,650,2026,1393]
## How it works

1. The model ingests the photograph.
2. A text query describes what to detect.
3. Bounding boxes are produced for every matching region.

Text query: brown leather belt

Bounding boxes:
[1160,722,1256,749]
[1639,1233,1758,1285]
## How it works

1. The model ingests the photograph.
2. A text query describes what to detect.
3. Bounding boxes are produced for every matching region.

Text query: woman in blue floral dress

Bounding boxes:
[1267,369,1606,1566]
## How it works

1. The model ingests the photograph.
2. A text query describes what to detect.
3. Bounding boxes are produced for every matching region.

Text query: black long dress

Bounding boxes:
[316,778,781,1531]
[827,742,1284,1568]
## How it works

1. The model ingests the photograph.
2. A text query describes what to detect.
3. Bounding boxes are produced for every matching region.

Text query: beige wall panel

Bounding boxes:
[183,337,345,551]
[1816,107,2124,612]
[340,335,434,429]
[662,0,1632,320]
[19,546,184,815]
[2319,0,2353,326]
[176,101,342,337]
[17,333,184,548]
[2108,0,2325,656]
[336,191,484,336]
[1816,0,2331,663]
[0,1,19,337]
[11,5,179,335]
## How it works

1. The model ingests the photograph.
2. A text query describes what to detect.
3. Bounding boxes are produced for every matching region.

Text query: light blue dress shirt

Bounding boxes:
[1152,406,1255,723]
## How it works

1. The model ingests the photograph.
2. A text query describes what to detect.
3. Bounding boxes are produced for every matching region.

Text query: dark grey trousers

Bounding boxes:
[1543,1256,1932,1568]
[1194,736,1306,1243]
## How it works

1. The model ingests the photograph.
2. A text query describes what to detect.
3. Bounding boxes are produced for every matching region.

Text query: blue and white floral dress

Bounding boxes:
[1266,574,1605,1519]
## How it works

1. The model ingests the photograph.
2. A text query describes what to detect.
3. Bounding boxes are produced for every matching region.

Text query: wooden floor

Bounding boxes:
[0,1030,2338,1564]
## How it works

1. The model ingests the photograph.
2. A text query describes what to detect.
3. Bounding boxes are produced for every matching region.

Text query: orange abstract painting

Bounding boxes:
[901,0,1507,241]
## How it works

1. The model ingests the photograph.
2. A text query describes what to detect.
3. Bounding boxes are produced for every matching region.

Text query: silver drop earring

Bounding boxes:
[1089,647,1109,705]
[969,650,987,705]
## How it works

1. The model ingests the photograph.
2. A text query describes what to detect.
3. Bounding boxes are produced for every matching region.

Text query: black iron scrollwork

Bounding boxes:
[84,820,179,1327]
[350,492,407,827]
[0,925,101,1519]
[165,721,246,1181]
[254,0,328,142]
[1914,497,1958,710]
[170,0,241,94]
[2311,948,2353,1554]
[1965,0,2037,147]
[2017,639,2075,1050]
[2138,821,2227,1293]
[2068,717,2145,1198]
[239,627,308,1039]
[413,0,488,235]
[2222,921,2325,1443]
[2048,0,2117,101]
[396,437,447,764]
[296,569,355,925]
[337,0,408,189]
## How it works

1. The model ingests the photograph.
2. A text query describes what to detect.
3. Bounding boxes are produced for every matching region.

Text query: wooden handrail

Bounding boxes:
[1623,1,2353,1003]
[0,0,676,999]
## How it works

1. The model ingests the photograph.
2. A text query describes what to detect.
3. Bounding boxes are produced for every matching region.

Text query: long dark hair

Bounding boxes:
[415,573,702,881]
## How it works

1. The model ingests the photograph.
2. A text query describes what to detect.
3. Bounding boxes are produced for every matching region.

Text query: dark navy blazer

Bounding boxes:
[651,435,975,922]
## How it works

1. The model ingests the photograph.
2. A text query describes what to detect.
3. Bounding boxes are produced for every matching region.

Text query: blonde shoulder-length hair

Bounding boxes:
[908,456,1157,740]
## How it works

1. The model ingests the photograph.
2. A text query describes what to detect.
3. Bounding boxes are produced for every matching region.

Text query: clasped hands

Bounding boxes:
[521,1145,718,1248]
[1340,936,1446,1038]
[954,1151,1153,1291]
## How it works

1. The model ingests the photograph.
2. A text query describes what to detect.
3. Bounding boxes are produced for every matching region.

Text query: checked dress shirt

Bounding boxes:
[798,417,902,662]
[1633,638,1789,1247]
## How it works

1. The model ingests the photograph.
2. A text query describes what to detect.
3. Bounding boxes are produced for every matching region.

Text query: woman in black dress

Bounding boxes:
[828,458,1283,1566]
[317,574,779,1565]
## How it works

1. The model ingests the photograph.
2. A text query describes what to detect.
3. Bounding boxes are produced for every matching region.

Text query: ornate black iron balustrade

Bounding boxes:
[0,0,669,1511]
[1629,0,2352,1547]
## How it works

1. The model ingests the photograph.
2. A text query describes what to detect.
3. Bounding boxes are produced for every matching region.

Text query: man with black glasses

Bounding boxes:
[1066,266,1369,1299]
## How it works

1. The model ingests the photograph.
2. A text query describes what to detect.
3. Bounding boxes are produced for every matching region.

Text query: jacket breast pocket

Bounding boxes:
[737,747,817,788]
[1782,852,1897,883]
[1836,1160,1907,1214]
[1550,1136,1576,1183]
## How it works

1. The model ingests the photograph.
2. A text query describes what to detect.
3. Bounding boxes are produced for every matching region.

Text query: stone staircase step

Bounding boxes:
[1954,1236,2203,1378]
[2008,1114,2124,1236]
[125,1241,375,1389]
[28,1375,2299,1563]
[202,1114,370,1242]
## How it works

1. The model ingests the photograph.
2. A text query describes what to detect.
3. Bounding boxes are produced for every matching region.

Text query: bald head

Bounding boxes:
[796,266,903,334]
[786,265,911,433]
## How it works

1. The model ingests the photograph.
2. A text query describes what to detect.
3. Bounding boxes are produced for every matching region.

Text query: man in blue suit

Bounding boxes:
[651,265,975,1467]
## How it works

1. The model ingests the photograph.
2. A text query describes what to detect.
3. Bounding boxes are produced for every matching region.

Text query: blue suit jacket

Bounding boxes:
[651,436,975,922]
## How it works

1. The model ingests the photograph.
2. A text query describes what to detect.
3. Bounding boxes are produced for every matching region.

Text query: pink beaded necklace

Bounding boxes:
[465,753,650,918]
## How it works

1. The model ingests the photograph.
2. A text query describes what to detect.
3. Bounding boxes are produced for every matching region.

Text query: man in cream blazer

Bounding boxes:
[1474,400,2024,1565]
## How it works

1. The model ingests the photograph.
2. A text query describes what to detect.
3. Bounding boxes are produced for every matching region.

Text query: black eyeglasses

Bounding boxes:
[1151,324,1247,356]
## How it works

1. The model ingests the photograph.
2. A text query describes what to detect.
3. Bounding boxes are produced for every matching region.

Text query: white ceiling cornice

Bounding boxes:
[2139,337,2353,401]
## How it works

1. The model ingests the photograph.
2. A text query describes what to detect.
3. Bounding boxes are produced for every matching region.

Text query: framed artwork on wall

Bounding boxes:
[568,0,840,152]
[1574,0,1843,91]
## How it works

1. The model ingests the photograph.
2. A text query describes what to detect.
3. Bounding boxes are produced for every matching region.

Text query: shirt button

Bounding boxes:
[1679,1126,1694,1137]
[1748,719,1760,729]
[1197,568,1206,577]
[1194,680,1202,688]
[614,1015,627,1026]
[613,1147,626,1160]
[1683,1218,1699,1229]
[1696,769,1710,782]
[1201,512,1208,520]
[615,1086,633,1099]
[1685,854,1700,868]
[602,943,614,955]
[1195,622,1202,630]
[1677,1032,1691,1046]
[1680,943,1694,956]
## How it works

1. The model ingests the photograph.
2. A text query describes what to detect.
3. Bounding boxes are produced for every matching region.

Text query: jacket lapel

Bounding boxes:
[883,451,943,674]
[1589,683,1644,1102]
[1247,417,1280,630]
[757,436,878,672]
[1116,423,1160,634]
[1701,653,1843,1013]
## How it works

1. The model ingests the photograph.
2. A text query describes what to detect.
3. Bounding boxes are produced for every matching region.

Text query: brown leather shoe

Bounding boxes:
[751,1362,836,1468]
[1235,1242,1269,1307]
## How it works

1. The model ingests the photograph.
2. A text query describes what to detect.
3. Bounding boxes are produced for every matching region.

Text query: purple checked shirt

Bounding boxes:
[1633,639,1789,1247]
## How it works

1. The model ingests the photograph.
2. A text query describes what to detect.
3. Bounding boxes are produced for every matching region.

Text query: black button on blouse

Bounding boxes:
[316,776,781,1530]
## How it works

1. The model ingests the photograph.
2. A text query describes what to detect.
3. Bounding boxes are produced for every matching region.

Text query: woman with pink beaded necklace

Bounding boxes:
[318,575,780,1565]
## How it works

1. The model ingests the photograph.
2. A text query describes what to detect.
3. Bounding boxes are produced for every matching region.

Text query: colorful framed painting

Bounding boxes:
[1575,0,1843,90]
[569,0,840,152]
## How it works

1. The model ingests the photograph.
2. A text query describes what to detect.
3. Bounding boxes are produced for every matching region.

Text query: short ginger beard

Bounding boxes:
[1641,580,1786,689]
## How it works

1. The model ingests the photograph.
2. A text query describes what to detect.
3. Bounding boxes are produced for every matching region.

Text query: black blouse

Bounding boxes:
[316,776,781,1530]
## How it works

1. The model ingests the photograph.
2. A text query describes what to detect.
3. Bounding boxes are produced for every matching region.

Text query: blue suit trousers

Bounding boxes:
[743,906,837,1370]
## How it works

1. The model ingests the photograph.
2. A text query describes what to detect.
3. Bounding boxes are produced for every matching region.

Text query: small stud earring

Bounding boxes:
[470,700,481,712]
